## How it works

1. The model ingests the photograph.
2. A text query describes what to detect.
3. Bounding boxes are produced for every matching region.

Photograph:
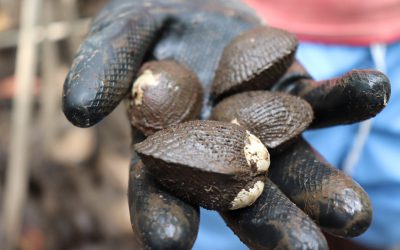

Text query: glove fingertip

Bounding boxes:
[62,73,107,128]
[129,160,200,250]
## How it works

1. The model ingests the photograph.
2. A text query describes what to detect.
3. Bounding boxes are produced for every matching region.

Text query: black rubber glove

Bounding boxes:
[62,0,260,127]
[62,0,390,249]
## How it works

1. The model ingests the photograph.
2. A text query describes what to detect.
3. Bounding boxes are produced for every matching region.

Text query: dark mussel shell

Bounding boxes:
[135,120,270,211]
[212,27,298,102]
[211,91,313,154]
[129,60,203,136]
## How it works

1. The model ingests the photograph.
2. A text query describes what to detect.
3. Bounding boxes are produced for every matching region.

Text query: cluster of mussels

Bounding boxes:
[128,27,390,250]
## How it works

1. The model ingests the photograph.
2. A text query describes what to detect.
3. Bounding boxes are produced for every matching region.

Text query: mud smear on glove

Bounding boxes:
[211,91,313,154]
[268,138,372,237]
[221,178,328,250]
[129,60,203,136]
[273,61,391,128]
[212,26,298,103]
[135,120,270,211]
[129,159,199,250]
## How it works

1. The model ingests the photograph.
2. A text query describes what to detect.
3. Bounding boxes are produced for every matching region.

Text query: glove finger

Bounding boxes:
[220,177,328,250]
[63,2,158,127]
[272,60,391,128]
[129,155,200,250]
[210,90,313,154]
[268,137,372,237]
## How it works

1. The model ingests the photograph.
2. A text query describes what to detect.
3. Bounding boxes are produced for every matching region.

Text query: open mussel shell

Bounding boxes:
[268,138,372,237]
[220,178,328,250]
[134,120,270,211]
[212,26,298,102]
[211,91,313,153]
[129,159,199,250]
[129,60,203,136]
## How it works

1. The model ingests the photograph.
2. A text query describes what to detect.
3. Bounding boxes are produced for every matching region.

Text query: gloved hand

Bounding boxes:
[62,0,391,249]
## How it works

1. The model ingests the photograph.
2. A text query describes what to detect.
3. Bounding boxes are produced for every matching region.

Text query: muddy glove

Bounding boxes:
[62,0,390,249]
[210,56,389,248]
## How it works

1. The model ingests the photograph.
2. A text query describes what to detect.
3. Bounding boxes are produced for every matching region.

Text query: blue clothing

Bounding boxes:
[299,41,400,249]
[193,42,400,249]
[193,209,248,250]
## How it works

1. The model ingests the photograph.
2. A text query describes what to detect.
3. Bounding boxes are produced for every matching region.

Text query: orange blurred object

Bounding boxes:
[19,227,45,250]
[0,76,41,100]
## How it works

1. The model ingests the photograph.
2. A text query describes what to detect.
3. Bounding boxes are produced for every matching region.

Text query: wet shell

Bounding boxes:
[220,178,328,250]
[211,91,313,153]
[212,26,298,102]
[129,159,199,250]
[134,120,270,211]
[129,60,203,136]
[268,138,372,237]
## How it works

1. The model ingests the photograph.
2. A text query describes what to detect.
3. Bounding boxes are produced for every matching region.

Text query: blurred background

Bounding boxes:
[0,0,142,249]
